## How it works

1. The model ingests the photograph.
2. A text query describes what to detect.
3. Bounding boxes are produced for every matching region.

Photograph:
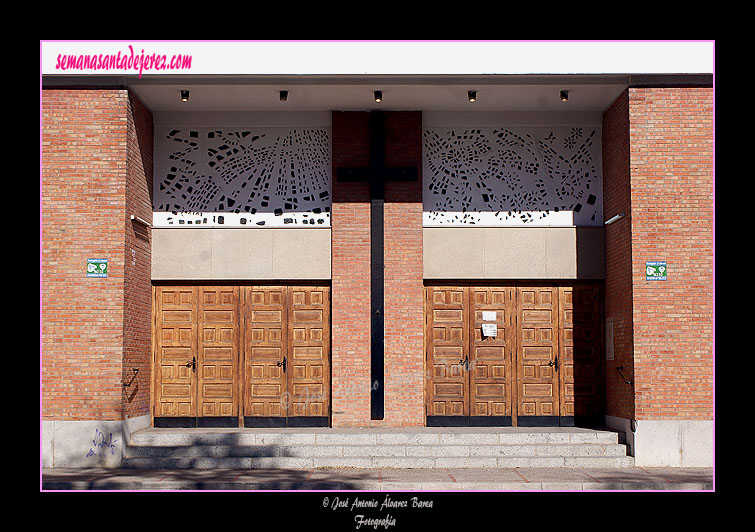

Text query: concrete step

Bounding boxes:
[129,427,623,446]
[122,456,636,469]
[125,443,630,458]
[123,427,634,469]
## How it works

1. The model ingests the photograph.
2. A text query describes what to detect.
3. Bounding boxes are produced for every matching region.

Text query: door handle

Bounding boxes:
[185,356,196,372]
[547,356,559,372]
[459,356,469,371]
[276,355,287,372]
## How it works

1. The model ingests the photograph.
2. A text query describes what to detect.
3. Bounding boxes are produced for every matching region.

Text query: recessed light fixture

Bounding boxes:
[279,90,288,102]
[180,90,190,102]
[560,90,569,102]
[374,90,383,103]
[468,90,477,103]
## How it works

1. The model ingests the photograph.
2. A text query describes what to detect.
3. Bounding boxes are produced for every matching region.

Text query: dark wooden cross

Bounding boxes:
[336,111,417,420]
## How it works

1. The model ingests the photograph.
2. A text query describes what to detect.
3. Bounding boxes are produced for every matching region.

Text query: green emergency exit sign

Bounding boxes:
[645,261,667,281]
[87,258,108,278]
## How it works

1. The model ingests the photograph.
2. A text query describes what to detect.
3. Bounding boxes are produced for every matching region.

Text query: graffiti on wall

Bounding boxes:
[423,126,602,226]
[153,127,331,227]
[86,428,118,458]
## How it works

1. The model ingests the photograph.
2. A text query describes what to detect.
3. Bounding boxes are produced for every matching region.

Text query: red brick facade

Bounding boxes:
[330,111,372,427]
[41,87,713,429]
[382,112,425,427]
[603,87,714,421]
[123,93,154,419]
[629,88,714,420]
[330,111,425,427]
[41,88,153,422]
[602,90,635,420]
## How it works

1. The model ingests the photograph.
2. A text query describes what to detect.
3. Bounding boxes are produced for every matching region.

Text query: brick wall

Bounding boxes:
[123,93,154,419]
[603,87,714,422]
[602,90,635,420]
[331,111,424,427]
[42,88,153,422]
[331,111,371,426]
[628,88,714,420]
[382,112,424,426]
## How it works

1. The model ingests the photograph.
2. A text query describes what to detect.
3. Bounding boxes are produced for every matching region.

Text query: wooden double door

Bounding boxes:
[153,284,330,427]
[425,283,602,427]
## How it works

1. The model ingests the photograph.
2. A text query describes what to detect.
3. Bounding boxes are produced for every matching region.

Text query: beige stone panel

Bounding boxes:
[152,229,213,279]
[211,229,273,279]
[423,228,484,279]
[423,227,605,280]
[483,228,547,278]
[544,227,577,278]
[152,228,330,280]
[272,229,331,279]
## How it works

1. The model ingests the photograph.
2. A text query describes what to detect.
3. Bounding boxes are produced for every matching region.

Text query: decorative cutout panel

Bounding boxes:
[423,126,602,226]
[153,127,331,227]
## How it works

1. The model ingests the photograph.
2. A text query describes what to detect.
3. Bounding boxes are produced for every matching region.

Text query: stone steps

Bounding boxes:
[123,427,633,469]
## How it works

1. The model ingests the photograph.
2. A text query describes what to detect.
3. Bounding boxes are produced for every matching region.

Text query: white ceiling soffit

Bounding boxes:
[129,81,628,112]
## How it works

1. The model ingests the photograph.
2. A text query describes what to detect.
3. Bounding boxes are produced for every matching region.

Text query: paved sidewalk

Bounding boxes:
[41,466,714,491]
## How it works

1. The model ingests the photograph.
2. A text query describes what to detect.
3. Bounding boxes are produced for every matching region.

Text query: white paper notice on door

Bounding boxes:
[482,311,496,321]
[481,323,497,337]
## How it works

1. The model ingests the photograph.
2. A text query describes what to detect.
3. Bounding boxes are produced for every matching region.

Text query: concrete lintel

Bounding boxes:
[152,228,331,280]
[423,226,604,280]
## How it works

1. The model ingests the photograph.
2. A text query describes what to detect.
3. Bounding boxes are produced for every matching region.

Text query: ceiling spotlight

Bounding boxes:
[374,90,383,103]
[468,90,477,103]
[560,90,569,102]
[279,90,288,102]
[180,90,190,102]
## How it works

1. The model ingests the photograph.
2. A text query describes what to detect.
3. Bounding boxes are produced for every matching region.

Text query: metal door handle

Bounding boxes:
[185,356,196,372]
[459,356,469,371]
[547,356,559,372]
[276,356,287,372]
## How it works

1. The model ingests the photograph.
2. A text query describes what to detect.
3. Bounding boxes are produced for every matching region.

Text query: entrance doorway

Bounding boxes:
[425,285,514,426]
[425,283,603,427]
[153,284,330,427]
[243,285,330,427]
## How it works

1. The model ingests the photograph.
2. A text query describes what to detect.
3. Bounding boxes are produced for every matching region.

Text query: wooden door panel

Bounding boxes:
[198,286,239,417]
[154,287,197,417]
[245,286,287,418]
[425,282,602,427]
[288,286,330,417]
[155,283,332,426]
[469,286,512,418]
[559,284,602,419]
[517,286,560,420]
[426,286,468,417]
